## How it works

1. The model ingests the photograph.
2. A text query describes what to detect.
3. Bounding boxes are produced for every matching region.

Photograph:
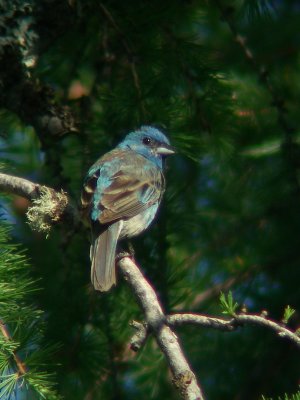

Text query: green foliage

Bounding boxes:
[0,222,61,400]
[261,388,300,400]
[282,305,296,325]
[220,291,239,316]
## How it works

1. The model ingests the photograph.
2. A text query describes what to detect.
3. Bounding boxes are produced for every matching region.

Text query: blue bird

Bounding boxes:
[81,126,175,291]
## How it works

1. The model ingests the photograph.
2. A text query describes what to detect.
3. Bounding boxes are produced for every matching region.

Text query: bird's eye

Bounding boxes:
[142,137,151,145]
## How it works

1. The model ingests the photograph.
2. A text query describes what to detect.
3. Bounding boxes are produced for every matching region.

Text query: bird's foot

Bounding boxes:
[116,242,135,263]
[116,251,131,262]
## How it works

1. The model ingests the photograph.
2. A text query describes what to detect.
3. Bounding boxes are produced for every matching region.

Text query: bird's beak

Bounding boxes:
[156,143,176,155]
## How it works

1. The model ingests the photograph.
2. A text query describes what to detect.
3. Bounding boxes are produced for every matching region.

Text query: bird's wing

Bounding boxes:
[81,150,164,224]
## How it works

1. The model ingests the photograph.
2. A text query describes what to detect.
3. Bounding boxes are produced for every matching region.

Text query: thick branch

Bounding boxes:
[117,256,204,400]
[167,313,300,349]
[0,173,41,200]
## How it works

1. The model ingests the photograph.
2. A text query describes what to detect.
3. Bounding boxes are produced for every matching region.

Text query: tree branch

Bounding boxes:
[117,255,205,400]
[129,320,149,351]
[0,170,205,398]
[0,172,79,230]
[2,172,299,397]
[167,313,300,349]
[0,173,41,200]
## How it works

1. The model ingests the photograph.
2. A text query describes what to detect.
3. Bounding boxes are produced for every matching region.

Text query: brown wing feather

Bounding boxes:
[81,149,165,225]
[100,171,163,223]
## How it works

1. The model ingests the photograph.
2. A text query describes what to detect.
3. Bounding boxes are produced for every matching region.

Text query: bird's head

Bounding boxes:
[118,126,175,168]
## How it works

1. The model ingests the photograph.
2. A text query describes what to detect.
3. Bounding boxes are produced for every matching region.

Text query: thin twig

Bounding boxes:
[235,314,300,347]
[129,320,149,352]
[167,313,236,331]
[167,313,300,349]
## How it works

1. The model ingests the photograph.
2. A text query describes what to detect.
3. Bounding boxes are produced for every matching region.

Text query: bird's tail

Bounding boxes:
[90,221,123,292]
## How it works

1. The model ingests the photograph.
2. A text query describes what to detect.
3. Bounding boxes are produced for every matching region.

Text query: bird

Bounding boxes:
[81,126,175,292]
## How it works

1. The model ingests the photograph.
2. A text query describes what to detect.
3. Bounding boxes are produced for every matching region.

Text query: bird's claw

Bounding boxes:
[115,251,132,262]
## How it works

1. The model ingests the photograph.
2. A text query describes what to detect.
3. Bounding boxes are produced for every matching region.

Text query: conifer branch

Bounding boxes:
[0,319,27,376]
[213,1,295,142]
[99,3,146,118]
[117,255,205,400]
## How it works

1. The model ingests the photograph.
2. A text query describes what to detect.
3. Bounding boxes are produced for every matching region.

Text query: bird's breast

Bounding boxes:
[119,203,159,239]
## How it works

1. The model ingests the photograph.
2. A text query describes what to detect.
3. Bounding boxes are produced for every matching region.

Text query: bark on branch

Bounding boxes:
[0,172,79,231]
[167,313,300,349]
[117,256,205,400]
[0,173,42,200]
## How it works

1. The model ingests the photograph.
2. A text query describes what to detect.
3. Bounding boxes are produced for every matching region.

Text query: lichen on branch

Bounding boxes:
[26,186,68,235]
